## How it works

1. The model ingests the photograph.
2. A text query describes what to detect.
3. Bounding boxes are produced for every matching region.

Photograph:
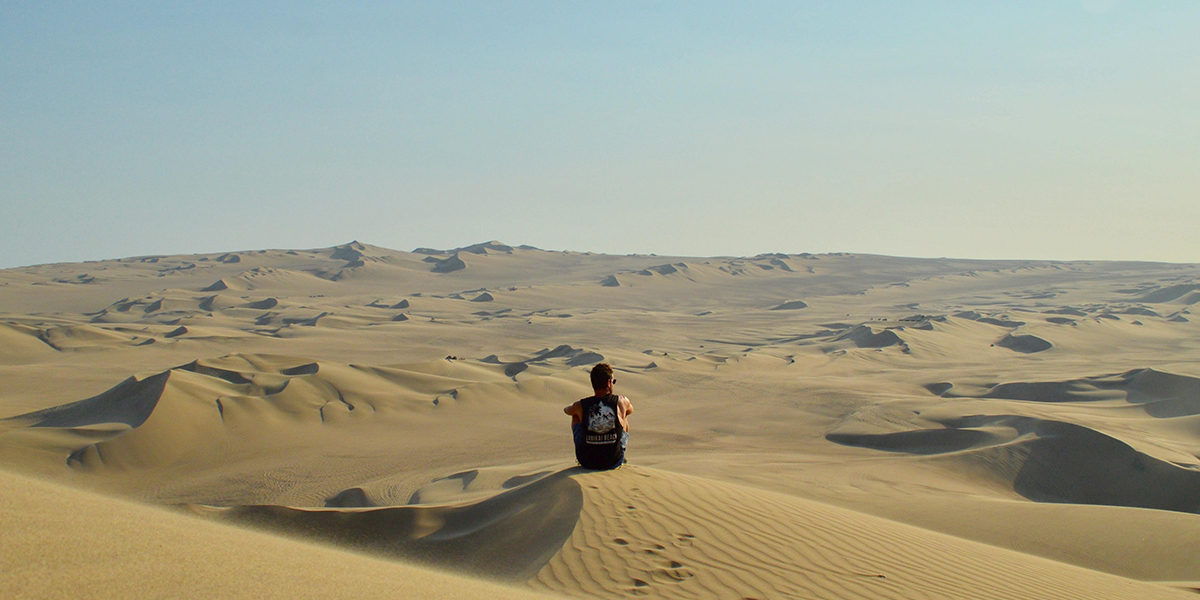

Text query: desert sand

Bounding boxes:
[2,241,1199,599]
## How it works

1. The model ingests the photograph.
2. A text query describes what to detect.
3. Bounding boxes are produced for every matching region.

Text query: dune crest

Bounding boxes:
[0,469,557,600]
[2,243,1200,596]
[532,467,1190,599]
[200,468,583,581]
[997,333,1053,353]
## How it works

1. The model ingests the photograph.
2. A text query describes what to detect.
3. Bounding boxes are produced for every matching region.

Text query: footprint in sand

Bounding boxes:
[614,538,629,546]
[650,558,693,584]
[675,533,695,546]
[655,567,693,583]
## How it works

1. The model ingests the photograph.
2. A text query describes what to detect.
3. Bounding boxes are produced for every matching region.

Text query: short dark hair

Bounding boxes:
[590,363,614,390]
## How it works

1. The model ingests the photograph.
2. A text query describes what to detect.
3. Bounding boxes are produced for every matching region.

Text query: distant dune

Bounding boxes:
[2,242,1199,599]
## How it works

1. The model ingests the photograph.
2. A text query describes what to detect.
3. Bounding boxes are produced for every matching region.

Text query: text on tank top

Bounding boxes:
[583,394,622,445]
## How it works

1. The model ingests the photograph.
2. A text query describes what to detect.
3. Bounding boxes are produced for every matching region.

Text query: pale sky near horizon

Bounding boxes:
[2,2,1197,268]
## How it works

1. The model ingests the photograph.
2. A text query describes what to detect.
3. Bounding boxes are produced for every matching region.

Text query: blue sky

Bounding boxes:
[2,2,1197,267]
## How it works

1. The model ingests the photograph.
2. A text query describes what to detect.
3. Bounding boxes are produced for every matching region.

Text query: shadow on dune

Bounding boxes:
[828,415,1200,514]
[825,428,1001,455]
[7,371,171,429]
[833,325,904,349]
[3,354,322,433]
[198,467,586,581]
[937,368,1200,419]
[995,418,1200,513]
[995,333,1052,353]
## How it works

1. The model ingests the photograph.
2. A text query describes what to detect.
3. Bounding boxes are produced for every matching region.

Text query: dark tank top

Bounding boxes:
[575,393,624,470]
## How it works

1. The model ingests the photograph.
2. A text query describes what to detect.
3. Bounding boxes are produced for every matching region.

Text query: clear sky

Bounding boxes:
[2,2,1197,268]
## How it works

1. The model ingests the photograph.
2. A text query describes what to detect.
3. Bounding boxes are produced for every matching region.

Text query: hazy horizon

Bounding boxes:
[4,2,1198,269]
[6,238,1198,272]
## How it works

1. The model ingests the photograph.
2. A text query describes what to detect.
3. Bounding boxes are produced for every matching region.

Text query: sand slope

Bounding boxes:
[189,466,1195,599]
[0,469,558,600]
[535,467,1192,599]
[2,242,1200,598]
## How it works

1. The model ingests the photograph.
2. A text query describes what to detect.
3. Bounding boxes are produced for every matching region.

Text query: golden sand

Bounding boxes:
[3,242,1199,598]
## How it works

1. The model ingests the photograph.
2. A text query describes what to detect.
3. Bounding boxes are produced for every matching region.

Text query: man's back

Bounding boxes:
[575,393,626,469]
[564,363,633,470]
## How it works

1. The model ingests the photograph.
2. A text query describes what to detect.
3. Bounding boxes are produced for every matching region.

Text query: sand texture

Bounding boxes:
[3,241,1200,599]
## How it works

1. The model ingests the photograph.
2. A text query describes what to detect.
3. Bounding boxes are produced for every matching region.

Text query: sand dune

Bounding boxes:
[166,465,1196,599]
[833,324,906,349]
[0,322,57,364]
[533,467,1192,599]
[829,412,1200,512]
[996,332,1054,353]
[3,242,1200,598]
[202,277,246,292]
[201,468,582,581]
[0,469,557,600]
[1137,284,1200,304]
[431,254,468,273]
[957,368,1200,416]
[770,299,808,310]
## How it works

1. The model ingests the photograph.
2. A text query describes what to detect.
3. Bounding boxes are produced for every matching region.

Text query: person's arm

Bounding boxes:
[619,396,633,432]
[564,401,582,426]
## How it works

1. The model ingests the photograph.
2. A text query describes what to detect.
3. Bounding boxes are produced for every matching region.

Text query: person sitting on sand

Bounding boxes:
[564,363,633,470]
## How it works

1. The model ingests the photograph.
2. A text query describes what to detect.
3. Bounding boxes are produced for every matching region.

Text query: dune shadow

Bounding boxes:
[825,429,998,455]
[940,368,1200,419]
[8,371,171,429]
[206,467,585,581]
[828,414,1200,514]
[1004,418,1200,513]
